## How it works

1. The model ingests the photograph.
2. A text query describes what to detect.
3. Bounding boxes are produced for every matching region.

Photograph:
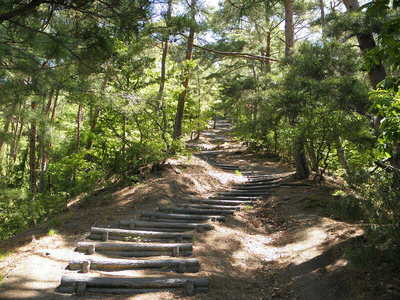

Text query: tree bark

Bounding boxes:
[284,0,309,179]
[29,101,38,194]
[342,0,386,88]
[76,104,83,151]
[172,0,196,140]
[294,133,310,179]
[157,0,173,149]
[265,31,272,72]
[11,116,24,164]
[284,0,294,58]
[319,0,325,28]
[306,142,319,172]
[0,102,18,156]
[0,117,11,160]
[39,91,54,193]
[336,137,351,177]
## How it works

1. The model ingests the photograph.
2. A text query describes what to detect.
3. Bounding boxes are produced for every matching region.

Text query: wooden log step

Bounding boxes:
[247,177,273,181]
[230,184,280,191]
[89,227,192,242]
[76,242,192,257]
[141,212,225,222]
[218,167,239,171]
[244,172,273,175]
[247,176,276,180]
[217,191,269,197]
[118,227,191,233]
[159,207,234,216]
[151,218,208,224]
[92,250,192,258]
[280,182,312,187]
[177,203,240,211]
[57,274,209,296]
[89,234,188,243]
[119,220,214,232]
[68,257,200,273]
[189,199,253,206]
[209,196,259,200]
[214,165,240,170]
[214,163,239,168]
[233,181,281,188]
[58,287,209,295]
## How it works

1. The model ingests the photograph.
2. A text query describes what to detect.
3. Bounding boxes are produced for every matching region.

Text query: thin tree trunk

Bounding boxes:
[86,77,107,149]
[336,137,351,176]
[39,92,54,193]
[265,31,271,73]
[0,118,11,155]
[11,116,24,163]
[29,101,37,194]
[173,0,196,140]
[307,142,319,172]
[76,104,83,151]
[50,89,59,122]
[319,0,325,28]
[284,0,294,58]
[0,102,17,155]
[157,0,173,149]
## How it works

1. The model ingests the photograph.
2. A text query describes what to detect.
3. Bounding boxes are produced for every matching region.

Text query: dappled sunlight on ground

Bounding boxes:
[0,122,368,300]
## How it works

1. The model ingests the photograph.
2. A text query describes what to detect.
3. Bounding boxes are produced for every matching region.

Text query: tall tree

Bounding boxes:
[173,0,197,139]
[284,0,294,57]
[342,0,386,88]
[157,0,173,148]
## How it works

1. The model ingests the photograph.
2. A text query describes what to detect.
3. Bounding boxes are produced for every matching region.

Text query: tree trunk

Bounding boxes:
[265,31,272,72]
[390,142,400,189]
[342,0,386,88]
[29,101,38,194]
[0,117,11,156]
[319,0,325,28]
[157,0,173,149]
[294,133,310,179]
[50,89,59,122]
[336,137,351,177]
[284,0,309,179]
[284,0,294,58]
[11,116,24,164]
[39,92,54,193]
[76,104,83,151]
[173,0,196,140]
[0,102,18,156]
[306,142,319,172]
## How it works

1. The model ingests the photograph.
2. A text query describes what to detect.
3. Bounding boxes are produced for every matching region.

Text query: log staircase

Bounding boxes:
[56,120,283,297]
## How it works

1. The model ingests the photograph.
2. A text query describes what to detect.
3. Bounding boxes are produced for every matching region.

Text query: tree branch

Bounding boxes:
[0,0,47,23]
[193,44,280,63]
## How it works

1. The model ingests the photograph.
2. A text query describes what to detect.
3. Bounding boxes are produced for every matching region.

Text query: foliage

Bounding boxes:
[0,0,218,240]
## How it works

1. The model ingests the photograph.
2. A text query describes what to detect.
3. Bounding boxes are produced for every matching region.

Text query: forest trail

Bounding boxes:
[0,120,364,300]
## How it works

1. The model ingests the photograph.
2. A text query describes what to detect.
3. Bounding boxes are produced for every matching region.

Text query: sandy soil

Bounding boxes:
[0,122,389,300]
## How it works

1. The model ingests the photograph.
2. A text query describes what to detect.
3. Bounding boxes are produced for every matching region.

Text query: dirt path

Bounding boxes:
[0,120,366,299]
